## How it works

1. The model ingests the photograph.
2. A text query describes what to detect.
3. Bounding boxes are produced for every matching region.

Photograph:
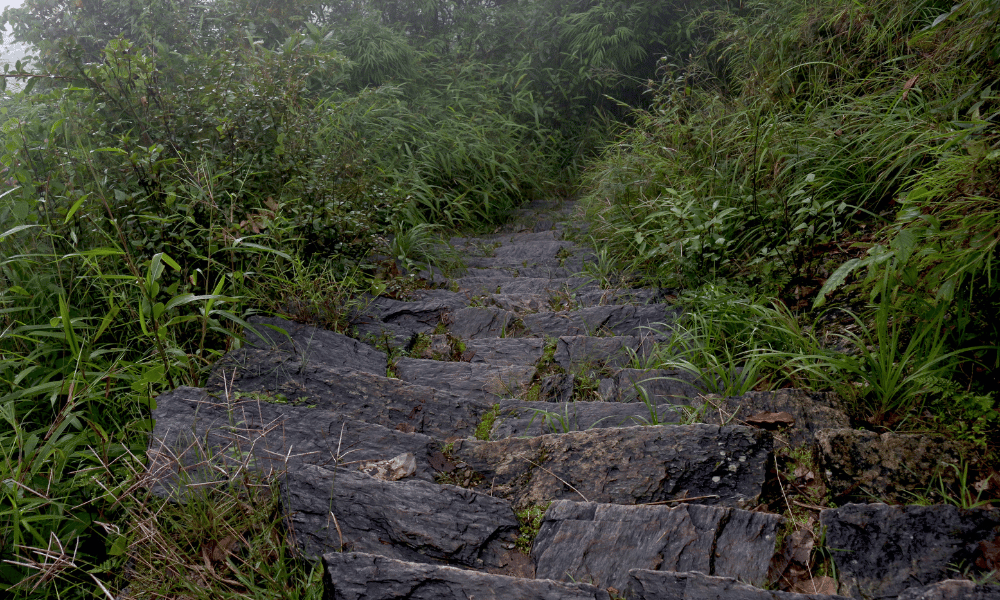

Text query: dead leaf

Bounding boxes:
[745,411,795,430]
[976,538,1000,570]
[429,451,456,473]
[206,535,238,562]
[901,75,919,101]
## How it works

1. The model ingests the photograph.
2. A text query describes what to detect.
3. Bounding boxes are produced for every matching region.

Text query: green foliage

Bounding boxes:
[474,404,501,441]
[583,0,1000,404]
[515,503,550,554]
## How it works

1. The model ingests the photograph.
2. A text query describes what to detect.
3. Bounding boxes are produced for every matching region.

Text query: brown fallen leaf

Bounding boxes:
[901,74,919,101]
[744,411,795,430]
[428,451,456,473]
[976,537,1000,570]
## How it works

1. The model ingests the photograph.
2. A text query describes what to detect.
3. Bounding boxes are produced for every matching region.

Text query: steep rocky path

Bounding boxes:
[147,199,1000,600]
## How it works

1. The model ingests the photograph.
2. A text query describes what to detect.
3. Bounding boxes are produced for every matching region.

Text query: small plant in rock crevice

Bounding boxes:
[514,504,550,554]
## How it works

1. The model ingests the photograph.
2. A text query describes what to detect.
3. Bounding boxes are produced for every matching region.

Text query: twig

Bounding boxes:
[638,495,720,506]
[792,500,830,512]
[525,459,589,502]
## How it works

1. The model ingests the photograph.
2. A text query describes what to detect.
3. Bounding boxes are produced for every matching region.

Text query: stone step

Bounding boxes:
[553,335,655,372]
[512,264,581,278]
[394,357,536,401]
[147,387,444,497]
[531,500,783,592]
[625,571,852,600]
[599,368,705,403]
[488,292,563,314]
[453,275,595,296]
[447,306,520,338]
[285,463,521,569]
[449,423,772,510]
[323,552,610,600]
[419,335,547,366]
[521,304,679,338]
[492,239,582,260]
[820,503,1000,600]
[490,398,688,438]
[208,348,492,438]
[244,315,387,375]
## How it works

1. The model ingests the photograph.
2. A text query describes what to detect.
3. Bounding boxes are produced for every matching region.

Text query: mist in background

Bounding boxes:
[1,0,29,66]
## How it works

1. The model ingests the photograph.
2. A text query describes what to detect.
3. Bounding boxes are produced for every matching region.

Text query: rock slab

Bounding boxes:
[244,315,387,375]
[532,500,783,591]
[285,463,519,568]
[816,430,970,502]
[625,570,853,600]
[452,423,772,509]
[820,503,1000,599]
[322,552,612,600]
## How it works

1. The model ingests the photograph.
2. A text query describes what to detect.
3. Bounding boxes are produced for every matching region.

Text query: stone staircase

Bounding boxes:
[146,199,1000,600]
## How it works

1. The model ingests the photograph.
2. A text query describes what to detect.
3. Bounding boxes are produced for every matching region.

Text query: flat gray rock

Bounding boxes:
[395,358,535,401]
[286,463,520,568]
[323,552,611,600]
[452,423,772,510]
[207,348,493,438]
[147,387,440,498]
[448,306,519,338]
[488,293,553,313]
[490,399,684,438]
[461,337,547,366]
[367,297,455,333]
[897,581,1000,600]
[820,503,1000,599]
[625,570,852,600]
[244,316,387,375]
[815,429,969,502]
[521,304,678,338]
[532,501,782,591]
[554,335,654,372]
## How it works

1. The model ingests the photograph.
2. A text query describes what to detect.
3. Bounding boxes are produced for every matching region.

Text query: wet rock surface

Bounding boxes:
[816,429,969,502]
[820,503,1000,599]
[148,198,987,600]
